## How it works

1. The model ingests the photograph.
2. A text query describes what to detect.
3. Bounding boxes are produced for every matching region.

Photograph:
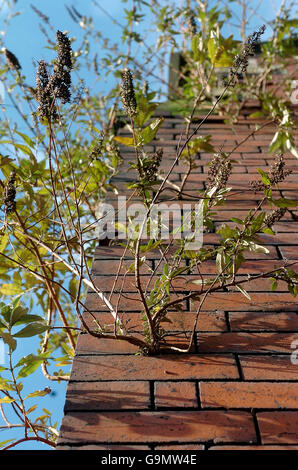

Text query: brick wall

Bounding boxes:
[57,108,298,450]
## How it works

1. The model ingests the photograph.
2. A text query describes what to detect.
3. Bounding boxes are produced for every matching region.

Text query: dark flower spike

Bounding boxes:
[50,30,73,104]
[227,25,266,85]
[120,69,137,117]
[250,153,292,192]
[36,60,58,122]
[143,148,163,183]
[206,152,232,191]
[3,48,21,71]
[4,171,16,214]
[268,154,292,185]
[264,208,287,228]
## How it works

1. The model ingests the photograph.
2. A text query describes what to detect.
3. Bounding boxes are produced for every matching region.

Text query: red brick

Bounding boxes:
[91,274,284,292]
[82,310,227,333]
[58,113,298,448]
[229,312,298,331]
[227,278,288,291]
[197,332,297,353]
[76,331,192,354]
[257,411,298,444]
[84,292,147,312]
[70,354,239,381]
[200,382,298,409]
[85,290,296,314]
[273,222,298,233]
[64,381,150,411]
[57,444,151,450]
[91,259,152,275]
[155,444,205,450]
[155,382,198,408]
[240,355,298,380]
[191,291,297,311]
[58,410,256,444]
[279,246,298,260]
[163,259,289,275]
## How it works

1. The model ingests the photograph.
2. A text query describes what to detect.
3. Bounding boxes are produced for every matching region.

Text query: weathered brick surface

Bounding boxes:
[57,111,298,450]
[70,354,239,381]
[64,381,151,411]
[239,355,298,381]
[200,382,298,409]
[257,412,298,444]
[154,382,198,408]
[58,410,257,444]
[228,311,298,331]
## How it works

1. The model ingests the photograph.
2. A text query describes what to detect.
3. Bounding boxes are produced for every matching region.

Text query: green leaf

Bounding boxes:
[189,278,217,287]
[207,35,217,62]
[285,138,298,159]
[25,388,51,399]
[181,136,215,158]
[13,322,50,338]
[134,95,159,128]
[15,131,35,149]
[257,168,271,186]
[0,439,14,449]
[0,141,34,158]
[245,242,269,254]
[249,111,265,119]
[230,217,244,225]
[0,396,15,403]
[271,198,298,208]
[13,314,44,326]
[16,352,51,378]
[235,284,251,300]
[0,233,9,252]
[137,117,164,146]
[262,227,275,235]
[271,279,278,291]
[217,224,237,240]
[113,135,135,147]
[216,251,224,274]
[26,404,37,414]
[10,305,28,327]
[0,284,23,296]
[0,378,14,391]
[0,332,17,352]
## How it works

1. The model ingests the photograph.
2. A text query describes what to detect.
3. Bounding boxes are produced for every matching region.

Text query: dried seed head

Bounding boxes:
[268,154,292,185]
[3,48,21,71]
[36,60,58,121]
[120,69,137,116]
[250,153,292,191]
[250,180,266,192]
[264,207,287,228]
[50,30,73,103]
[227,25,265,85]
[206,152,232,191]
[4,171,16,214]
[88,138,104,161]
[143,148,163,183]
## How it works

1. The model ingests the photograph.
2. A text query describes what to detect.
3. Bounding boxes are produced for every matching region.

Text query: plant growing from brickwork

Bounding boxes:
[113,49,298,355]
[0,0,297,450]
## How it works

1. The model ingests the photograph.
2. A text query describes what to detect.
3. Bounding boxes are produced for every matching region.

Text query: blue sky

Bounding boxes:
[0,0,289,102]
[0,0,292,451]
